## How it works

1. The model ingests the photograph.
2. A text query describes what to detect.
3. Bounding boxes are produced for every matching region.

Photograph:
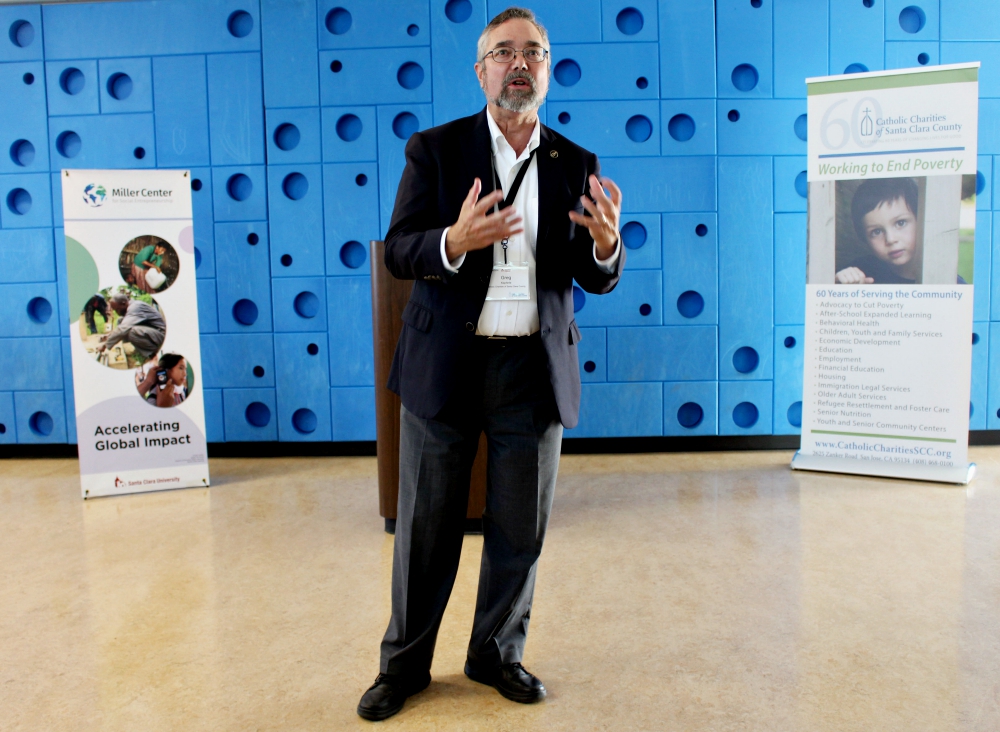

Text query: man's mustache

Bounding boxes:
[502,70,536,91]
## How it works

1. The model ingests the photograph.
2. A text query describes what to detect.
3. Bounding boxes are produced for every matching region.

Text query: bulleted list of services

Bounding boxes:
[800,285,973,469]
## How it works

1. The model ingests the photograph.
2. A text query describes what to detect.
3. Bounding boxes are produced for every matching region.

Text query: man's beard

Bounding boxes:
[485,69,543,112]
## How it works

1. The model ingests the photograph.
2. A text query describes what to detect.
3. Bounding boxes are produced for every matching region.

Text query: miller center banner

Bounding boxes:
[62,169,209,498]
[792,63,980,484]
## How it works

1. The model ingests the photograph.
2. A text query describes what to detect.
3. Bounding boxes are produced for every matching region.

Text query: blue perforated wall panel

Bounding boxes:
[0,0,995,443]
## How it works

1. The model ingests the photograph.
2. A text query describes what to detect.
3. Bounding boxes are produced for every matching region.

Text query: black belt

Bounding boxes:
[476,331,541,347]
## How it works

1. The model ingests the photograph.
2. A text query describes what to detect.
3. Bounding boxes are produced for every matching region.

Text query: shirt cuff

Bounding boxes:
[440,226,466,273]
[594,237,621,273]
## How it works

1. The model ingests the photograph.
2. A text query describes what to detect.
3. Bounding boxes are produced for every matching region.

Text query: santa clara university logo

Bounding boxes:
[83,183,106,207]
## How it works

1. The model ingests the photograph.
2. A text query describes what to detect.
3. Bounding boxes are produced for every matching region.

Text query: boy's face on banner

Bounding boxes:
[862,196,917,267]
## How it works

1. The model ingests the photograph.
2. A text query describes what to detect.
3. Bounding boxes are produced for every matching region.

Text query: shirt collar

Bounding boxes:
[486,107,541,161]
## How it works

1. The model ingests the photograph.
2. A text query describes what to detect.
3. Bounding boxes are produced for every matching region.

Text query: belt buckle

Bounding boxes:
[487,336,507,340]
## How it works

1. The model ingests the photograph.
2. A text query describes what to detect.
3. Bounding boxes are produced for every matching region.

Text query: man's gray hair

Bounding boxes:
[476,7,550,63]
[110,292,130,305]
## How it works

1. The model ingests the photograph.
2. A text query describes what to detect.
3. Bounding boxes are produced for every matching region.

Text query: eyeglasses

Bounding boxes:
[484,47,548,64]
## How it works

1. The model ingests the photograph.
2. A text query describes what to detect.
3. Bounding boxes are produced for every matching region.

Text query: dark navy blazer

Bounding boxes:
[384,108,624,428]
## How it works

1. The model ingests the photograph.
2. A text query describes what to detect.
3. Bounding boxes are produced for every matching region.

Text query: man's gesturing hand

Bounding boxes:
[568,175,622,260]
[444,178,523,262]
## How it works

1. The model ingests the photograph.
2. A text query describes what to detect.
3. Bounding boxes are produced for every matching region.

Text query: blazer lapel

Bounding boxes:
[536,124,557,251]
[460,108,496,282]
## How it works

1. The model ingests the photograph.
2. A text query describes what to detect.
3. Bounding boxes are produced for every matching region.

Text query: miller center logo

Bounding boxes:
[83,183,106,207]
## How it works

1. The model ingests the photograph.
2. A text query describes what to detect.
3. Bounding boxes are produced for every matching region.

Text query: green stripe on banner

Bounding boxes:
[807,67,978,96]
[811,429,957,444]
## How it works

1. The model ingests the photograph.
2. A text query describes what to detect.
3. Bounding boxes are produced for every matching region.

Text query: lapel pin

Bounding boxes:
[549,149,558,158]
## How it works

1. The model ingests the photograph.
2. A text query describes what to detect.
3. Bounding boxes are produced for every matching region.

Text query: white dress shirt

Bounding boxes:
[440,109,620,336]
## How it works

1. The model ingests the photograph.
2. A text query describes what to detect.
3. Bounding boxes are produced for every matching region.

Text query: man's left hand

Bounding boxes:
[568,174,622,260]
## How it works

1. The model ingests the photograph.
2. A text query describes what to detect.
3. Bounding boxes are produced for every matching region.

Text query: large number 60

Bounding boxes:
[819,97,884,150]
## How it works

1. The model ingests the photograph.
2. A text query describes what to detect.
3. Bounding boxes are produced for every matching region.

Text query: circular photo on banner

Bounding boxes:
[134,352,195,408]
[78,285,166,370]
[119,235,180,294]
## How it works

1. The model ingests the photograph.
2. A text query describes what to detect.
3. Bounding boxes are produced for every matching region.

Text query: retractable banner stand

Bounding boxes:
[62,169,209,498]
[792,63,980,484]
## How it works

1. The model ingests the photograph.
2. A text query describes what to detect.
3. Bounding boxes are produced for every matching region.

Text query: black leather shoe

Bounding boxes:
[464,661,546,703]
[356,672,430,721]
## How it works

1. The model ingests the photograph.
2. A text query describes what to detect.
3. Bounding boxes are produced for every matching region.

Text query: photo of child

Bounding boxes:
[808,174,977,285]
[119,235,180,294]
[135,352,194,408]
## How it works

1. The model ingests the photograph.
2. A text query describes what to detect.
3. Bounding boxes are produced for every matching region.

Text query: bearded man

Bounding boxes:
[357,7,625,721]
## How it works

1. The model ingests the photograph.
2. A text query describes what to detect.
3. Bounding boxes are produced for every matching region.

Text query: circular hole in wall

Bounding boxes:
[293,291,320,318]
[232,298,259,325]
[56,130,83,158]
[23,72,34,85]
[794,114,808,141]
[133,147,145,159]
[9,20,35,48]
[917,52,930,65]
[731,64,758,92]
[583,360,596,373]
[27,296,52,323]
[727,109,740,122]
[330,60,343,73]
[732,346,759,373]
[191,178,203,191]
[625,115,652,142]
[636,76,648,89]
[573,285,586,312]
[245,401,271,427]
[307,343,319,355]
[29,411,53,437]
[784,336,796,348]
[325,7,352,35]
[444,0,473,23]
[616,7,644,35]
[336,113,362,142]
[676,290,704,318]
[863,0,874,7]
[340,240,366,269]
[397,61,424,89]
[228,10,254,38]
[899,5,926,34]
[59,67,85,95]
[976,171,985,195]
[558,111,571,124]
[970,402,974,417]
[107,72,133,100]
[794,170,808,197]
[280,254,293,267]
[844,63,869,74]
[282,172,309,200]
[667,113,695,142]
[695,223,708,237]
[621,221,647,249]
[407,24,420,36]
[972,332,980,345]
[292,408,317,434]
[227,173,252,201]
[253,365,265,378]
[554,59,581,86]
[733,401,759,428]
[6,187,31,215]
[274,122,300,151]
[677,402,704,428]
[0,423,5,434]
[195,247,202,269]
[787,401,803,428]
[247,232,259,245]
[355,173,368,186]
[639,303,652,316]
[392,111,419,140]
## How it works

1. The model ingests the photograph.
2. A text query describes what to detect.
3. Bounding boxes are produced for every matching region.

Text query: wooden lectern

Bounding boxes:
[370,241,487,534]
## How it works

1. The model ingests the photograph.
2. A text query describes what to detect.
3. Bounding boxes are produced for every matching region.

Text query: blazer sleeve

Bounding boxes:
[568,152,624,295]
[383,132,452,282]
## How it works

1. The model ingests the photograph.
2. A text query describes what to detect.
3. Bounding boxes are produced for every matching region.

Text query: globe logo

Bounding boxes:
[83,183,106,207]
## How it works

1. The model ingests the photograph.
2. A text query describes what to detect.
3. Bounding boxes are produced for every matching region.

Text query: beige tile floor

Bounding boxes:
[2,449,1000,731]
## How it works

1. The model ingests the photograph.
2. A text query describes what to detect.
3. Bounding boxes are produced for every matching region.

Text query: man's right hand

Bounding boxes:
[444,178,523,262]
[835,266,875,284]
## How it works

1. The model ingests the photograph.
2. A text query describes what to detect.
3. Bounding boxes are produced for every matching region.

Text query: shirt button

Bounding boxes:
[465,322,475,332]
[506,310,512,316]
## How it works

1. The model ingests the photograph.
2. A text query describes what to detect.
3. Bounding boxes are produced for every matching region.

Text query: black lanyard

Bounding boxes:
[492,147,537,264]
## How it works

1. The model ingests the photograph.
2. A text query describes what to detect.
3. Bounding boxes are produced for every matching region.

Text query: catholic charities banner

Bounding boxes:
[62,169,209,498]
[792,63,979,484]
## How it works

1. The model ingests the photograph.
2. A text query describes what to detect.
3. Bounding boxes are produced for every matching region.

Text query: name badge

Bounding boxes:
[484,265,530,301]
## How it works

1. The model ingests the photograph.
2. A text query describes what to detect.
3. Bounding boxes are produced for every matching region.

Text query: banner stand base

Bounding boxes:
[790,452,976,485]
